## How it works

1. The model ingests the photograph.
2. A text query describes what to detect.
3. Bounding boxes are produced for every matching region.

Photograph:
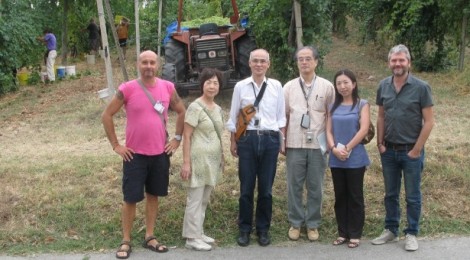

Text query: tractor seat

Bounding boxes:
[199,23,219,36]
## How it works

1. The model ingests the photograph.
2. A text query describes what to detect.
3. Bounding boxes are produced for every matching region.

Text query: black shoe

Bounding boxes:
[257,231,271,246]
[237,231,250,247]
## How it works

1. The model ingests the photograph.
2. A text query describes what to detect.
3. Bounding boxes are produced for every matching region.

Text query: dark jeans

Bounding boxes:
[331,167,365,239]
[380,148,424,236]
[237,132,280,233]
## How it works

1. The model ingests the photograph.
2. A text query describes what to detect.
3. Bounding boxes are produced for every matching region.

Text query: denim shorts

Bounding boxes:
[122,153,170,203]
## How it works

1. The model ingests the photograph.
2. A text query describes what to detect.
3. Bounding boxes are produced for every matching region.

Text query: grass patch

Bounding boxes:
[0,38,469,255]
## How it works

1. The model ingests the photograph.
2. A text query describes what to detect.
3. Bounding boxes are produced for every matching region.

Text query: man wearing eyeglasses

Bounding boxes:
[283,46,335,242]
[226,49,286,247]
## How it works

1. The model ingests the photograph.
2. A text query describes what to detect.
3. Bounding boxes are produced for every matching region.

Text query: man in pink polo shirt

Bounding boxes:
[102,50,186,259]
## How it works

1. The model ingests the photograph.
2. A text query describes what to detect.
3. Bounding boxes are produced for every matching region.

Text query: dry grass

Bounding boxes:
[1,38,469,255]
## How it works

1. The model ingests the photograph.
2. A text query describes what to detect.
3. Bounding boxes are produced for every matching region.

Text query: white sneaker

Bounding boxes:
[371,229,399,245]
[405,234,419,251]
[185,238,212,251]
[201,234,215,244]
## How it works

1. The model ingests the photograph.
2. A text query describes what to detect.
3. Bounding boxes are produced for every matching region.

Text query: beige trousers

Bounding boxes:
[182,185,213,239]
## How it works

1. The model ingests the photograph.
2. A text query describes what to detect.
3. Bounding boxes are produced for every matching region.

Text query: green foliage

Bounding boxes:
[0,1,43,94]
[140,0,179,51]
[184,0,222,20]
[331,0,349,34]
[182,16,230,27]
[345,0,468,71]
[239,0,332,82]
[66,3,98,55]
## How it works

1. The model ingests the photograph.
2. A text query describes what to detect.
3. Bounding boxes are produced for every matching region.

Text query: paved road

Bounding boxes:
[1,236,469,260]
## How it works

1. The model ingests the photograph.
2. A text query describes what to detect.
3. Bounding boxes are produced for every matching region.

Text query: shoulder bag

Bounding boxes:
[358,99,375,144]
[235,81,267,141]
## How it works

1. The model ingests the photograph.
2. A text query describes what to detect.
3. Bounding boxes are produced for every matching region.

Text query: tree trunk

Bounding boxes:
[287,5,295,47]
[293,0,303,49]
[61,0,68,65]
[458,13,468,71]
[135,0,140,65]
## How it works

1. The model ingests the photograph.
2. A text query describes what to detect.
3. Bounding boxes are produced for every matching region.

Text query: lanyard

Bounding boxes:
[298,77,316,114]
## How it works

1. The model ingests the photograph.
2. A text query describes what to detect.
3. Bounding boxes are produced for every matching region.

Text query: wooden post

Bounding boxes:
[96,0,115,97]
[294,0,303,49]
[104,0,128,81]
[157,0,163,57]
[135,0,140,75]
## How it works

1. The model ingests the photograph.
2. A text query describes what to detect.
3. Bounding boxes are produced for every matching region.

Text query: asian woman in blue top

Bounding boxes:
[326,69,371,248]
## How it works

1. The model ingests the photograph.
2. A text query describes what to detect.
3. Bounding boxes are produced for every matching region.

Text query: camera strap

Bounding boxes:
[137,79,169,142]
[298,77,316,114]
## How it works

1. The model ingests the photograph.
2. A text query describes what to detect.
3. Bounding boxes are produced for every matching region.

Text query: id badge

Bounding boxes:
[254,115,261,127]
[300,114,310,129]
[154,101,165,114]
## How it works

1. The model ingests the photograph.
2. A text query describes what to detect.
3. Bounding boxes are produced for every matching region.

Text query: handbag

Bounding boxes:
[235,81,267,141]
[359,99,375,144]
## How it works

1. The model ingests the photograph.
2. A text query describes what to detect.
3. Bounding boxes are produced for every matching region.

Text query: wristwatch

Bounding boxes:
[174,134,182,141]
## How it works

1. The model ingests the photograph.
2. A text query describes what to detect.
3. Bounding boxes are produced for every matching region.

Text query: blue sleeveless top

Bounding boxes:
[328,99,370,168]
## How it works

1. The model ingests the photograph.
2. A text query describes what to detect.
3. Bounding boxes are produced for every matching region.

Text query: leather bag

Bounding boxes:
[359,99,375,144]
[235,104,257,140]
[234,81,267,141]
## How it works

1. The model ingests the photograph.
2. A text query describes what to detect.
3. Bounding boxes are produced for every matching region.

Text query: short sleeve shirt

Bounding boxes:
[119,78,175,155]
[44,33,56,50]
[328,100,370,168]
[283,76,335,149]
[184,101,224,187]
[376,74,433,144]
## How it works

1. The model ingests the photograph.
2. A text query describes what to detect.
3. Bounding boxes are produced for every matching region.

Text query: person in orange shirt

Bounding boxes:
[117,17,130,60]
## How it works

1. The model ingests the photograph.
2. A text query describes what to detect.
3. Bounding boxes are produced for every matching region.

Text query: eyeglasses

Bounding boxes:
[297,57,314,62]
[251,59,268,64]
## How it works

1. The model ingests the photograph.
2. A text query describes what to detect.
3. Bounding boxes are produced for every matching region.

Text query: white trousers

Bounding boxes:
[46,50,57,81]
[182,185,213,239]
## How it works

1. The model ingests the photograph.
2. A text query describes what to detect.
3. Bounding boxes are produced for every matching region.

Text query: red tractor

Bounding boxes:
[162,0,256,96]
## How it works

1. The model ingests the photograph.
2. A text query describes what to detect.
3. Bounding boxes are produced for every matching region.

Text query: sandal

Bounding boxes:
[142,235,169,253]
[332,237,347,246]
[348,239,360,248]
[116,241,132,259]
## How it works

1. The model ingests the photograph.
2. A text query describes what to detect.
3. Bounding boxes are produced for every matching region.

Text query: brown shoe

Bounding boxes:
[307,228,319,241]
[288,227,300,241]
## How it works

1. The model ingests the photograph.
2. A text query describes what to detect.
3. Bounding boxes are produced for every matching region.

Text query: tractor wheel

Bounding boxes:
[162,63,188,97]
[235,33,257,79]
[163,39,186,84]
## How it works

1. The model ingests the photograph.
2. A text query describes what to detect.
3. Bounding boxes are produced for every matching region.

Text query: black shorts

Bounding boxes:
[119,38,128,47]
[122,153,170,203]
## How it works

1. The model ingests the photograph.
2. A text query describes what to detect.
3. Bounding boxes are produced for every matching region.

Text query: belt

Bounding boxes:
[384,141,415,151]
[245,130,279,137]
